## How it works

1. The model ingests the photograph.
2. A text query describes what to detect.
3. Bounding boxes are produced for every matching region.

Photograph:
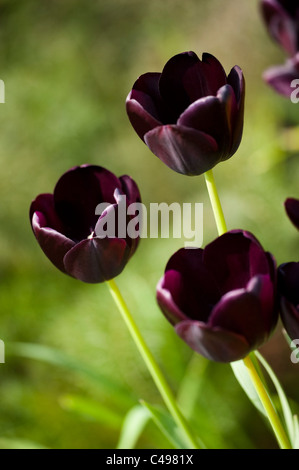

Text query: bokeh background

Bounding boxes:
[0,0,298,449]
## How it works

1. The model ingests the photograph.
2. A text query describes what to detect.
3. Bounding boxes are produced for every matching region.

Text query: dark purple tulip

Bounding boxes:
[278,262,299,340]
[126,51,245,176]
[285,197,299,230]
[261,0,299,55]
[157,231,278,362]
[30,165,141,283]
[263,53,299,97]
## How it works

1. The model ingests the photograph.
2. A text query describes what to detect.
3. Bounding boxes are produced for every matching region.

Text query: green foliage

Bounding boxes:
[0,0,298,449]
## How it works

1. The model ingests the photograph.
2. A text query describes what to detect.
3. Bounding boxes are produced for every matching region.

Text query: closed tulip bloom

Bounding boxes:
[285,197,299,230]
[261,0,299,56]
[30,165,141,283]
[263,53,299,97]
[157,231,278,362]
[126,51,245,176]
[278,262,299,341]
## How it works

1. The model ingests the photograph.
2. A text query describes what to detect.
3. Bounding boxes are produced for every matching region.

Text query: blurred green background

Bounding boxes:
[0,0,298,449]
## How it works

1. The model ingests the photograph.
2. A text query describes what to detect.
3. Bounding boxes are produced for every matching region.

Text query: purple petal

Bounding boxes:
[119,175,142,206]
[226,66,245,156]
[182,53,228,102]
[285,197,299,230]
[175,320,250,363]
[278,262,299,340]
[263,55,299,97]
[53,165,122,242]
[261,0,299,55]
[63,237,130,283]
[178,93,231,158]
[144,124,219,176]
[280,297,299,341]
[126,77,164,141]
[278,262,299,306]
[156,275,190,325]
[159,51,201,119]
[31,210,75,274]
[203,231,272,294]
[209,276,275,349]
[160,247,220,321]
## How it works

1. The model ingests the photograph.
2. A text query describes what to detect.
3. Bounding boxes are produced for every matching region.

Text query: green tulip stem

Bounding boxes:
[106,278,200,449]
[243,355,291,449]
[204,168,292,450]
[204,169,227,235]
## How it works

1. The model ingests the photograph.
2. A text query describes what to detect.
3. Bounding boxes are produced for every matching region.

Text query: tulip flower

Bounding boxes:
[285,197,299,230]
[263,53,299,97]
[278,262,299,341]
[261,0,299,56]
[126,51,245,176]
[157,230,278,362]
[30,165,141,283]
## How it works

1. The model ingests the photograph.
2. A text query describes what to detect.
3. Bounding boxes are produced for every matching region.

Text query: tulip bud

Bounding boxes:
[157,230,278,362]
[30,165,141,283]
[126,51,245,176]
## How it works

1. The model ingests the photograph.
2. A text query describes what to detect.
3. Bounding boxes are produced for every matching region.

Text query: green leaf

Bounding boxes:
[230,360,266,416]
[255,351,295,447]
[293,415,299,450]
[116,404,150,449]
[59,394,123,429]
[7,341,134,408]
[140,400,202,449]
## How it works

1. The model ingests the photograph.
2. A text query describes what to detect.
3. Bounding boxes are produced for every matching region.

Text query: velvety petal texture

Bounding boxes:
[278,262,299,340]
[157,230,278,362]
[285,196,299,230]
[126,51,245,176]
[261,0,299,55]
[30,165,141,283]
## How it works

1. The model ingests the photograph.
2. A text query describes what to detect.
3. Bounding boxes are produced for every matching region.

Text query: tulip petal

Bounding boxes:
[144,124,219,176]
[203,230,272,294]
[285,197,299,230]
[278,262,299,340]
[157,264,220,326]
[208,283,271,349]
[278,262,299,306]
[126,77,164,141]
[159,247,220,322]
[31,211,75,274]
[175,320,250,363]
[261,0,298,55]
[30,193,66,234]
[178,94,231,158]
[183,53,228,102]
[280,297,299,341]
[53,165,122,242]
[226,67,245,156]
[119,175,142,206]
[159,51,200,119]
[156,275,190,325]
[63,237,130,283]
[263,55,299,98]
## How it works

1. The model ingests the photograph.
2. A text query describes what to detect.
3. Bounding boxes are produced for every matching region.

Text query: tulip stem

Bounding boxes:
[243,355,291,449]
[106,278,200,450]
[204,168,291,449]
[204,169,227,235]
[205,170,291,449]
